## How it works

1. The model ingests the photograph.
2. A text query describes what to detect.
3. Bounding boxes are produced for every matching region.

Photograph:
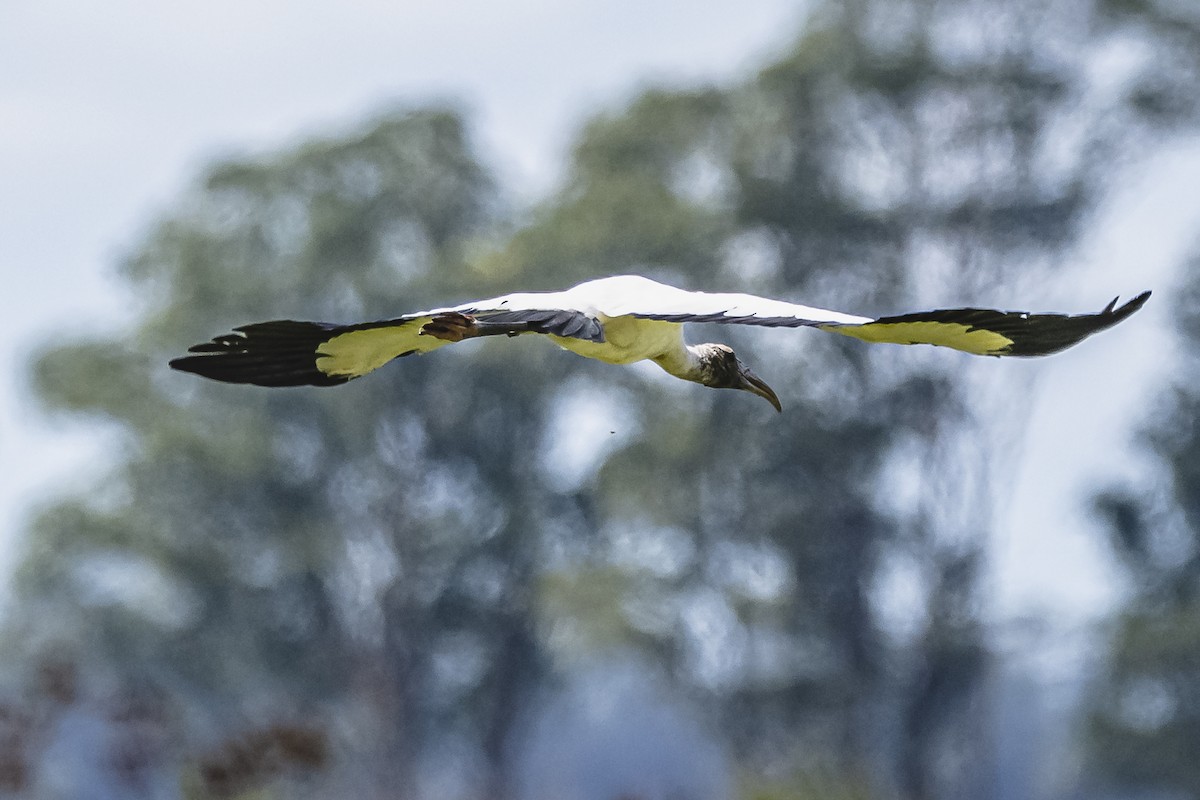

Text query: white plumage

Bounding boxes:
[171,274,1150,412]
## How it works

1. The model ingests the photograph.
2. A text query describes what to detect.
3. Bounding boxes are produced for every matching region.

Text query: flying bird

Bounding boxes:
[170,275,1150,412]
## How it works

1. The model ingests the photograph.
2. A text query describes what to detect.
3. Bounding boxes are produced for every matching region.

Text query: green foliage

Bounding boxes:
[5,1,1176,797]
[499,4,1122,796]
[8,108,541,797]
[739,767,877,800]
[1089,604,1200,791]
[1087,259,1200,796]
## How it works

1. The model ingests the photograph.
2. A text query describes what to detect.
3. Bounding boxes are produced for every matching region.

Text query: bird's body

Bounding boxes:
[551,315,681,366]
[171,274,1150,411]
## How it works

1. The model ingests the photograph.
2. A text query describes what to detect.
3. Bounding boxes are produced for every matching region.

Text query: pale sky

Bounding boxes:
[0,0,805,589]
[996,144,1198,628]
[2,0,1196,648]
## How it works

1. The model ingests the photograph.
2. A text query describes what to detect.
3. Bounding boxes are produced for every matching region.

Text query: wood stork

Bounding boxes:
[170,274,1150,412]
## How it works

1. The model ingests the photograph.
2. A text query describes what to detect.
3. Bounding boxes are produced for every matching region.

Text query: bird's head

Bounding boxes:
[693,343,782,412]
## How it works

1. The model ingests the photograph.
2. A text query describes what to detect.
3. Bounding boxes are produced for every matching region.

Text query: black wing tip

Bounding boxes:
[169,320,350,387]
[1111,290,1151,319]
[1000,289,1152,357]
[168,354,349,387]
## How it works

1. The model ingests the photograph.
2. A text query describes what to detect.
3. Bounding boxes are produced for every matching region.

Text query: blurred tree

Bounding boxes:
[1,0,1173,798]
[1075,2,1200,797]
[510,1,1143,797]
[1097,0,1200,128]
[1087,264,1200,797]
[6,108,562,799]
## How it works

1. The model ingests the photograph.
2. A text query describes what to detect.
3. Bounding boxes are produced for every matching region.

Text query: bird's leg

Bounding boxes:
[420,312,477,342]
[420,312,530,342]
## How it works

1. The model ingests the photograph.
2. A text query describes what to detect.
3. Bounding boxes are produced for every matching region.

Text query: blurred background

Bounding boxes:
[2,0,1199,798]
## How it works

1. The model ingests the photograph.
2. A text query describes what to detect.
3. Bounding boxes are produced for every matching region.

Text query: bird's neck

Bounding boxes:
[652,344,709,385]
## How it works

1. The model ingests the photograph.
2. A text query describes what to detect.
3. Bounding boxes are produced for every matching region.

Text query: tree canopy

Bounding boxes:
[3,1,1194,798]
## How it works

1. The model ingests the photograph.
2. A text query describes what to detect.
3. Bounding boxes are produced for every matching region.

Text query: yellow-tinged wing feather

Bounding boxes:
[816,291,1151,357]
[314,318,448,379]
[827,320,1014,355]
[169,317,444,386]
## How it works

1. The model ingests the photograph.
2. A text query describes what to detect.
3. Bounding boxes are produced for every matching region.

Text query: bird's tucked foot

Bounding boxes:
[420,312,479,342]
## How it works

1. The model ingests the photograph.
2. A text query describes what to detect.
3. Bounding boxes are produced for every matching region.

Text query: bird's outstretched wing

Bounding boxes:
[820,294,1151,356]
[611,277,1151,357]
[168,290,603,387]
[170,274,1151,387]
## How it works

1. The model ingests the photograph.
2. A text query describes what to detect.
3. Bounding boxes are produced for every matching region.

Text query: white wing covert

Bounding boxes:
[601,276,1151,358]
